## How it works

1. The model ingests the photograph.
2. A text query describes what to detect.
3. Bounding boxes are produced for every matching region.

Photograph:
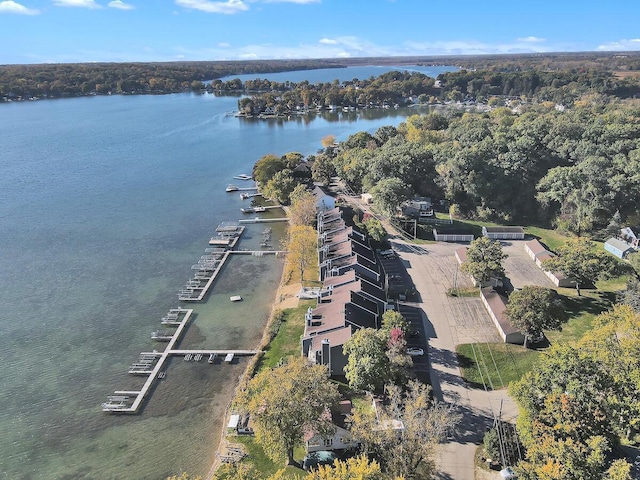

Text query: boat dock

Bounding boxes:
[103,306,259,414]
[239,217,289,223]
[180,251,231,301]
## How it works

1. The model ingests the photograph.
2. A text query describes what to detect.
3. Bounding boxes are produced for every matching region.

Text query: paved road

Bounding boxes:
[390,240,518,480]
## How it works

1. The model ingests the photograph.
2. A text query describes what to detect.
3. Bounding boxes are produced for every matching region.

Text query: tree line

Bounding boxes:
[314,96,640,237]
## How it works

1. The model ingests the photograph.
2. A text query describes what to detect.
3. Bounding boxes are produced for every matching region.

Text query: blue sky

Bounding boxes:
[1,0,639,64]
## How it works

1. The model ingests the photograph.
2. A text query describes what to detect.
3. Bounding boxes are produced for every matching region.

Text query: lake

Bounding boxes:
[0,67,446,479]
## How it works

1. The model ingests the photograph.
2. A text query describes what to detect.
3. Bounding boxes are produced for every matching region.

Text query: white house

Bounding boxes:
[305,401,359,453]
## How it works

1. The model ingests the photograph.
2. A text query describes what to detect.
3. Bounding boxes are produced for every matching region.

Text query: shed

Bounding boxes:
[480,288,524,344]
[360,193,373,204]
[433,228,474,243]
[524,240,574,287]
[227,414,240,429]
[604,237,634,259]
[482,226,525,240]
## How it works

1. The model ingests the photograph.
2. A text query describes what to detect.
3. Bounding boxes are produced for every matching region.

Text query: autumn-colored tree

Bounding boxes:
[253,154,288,185]
[350,381,460,479]
[321,134,336,148]
[211,463,259,480]
[461,236,507,285]
[288,185,317,227]
[236,357,339,467]
[305,455,384,480]
[262,169,298,205]
[381,310,408,333]
[284,225,317,282]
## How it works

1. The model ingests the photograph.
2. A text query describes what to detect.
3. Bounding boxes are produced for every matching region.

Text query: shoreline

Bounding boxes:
[204,243,297,480]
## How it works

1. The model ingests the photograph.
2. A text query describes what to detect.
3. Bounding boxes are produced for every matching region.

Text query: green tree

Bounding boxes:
[253,154,288,185]
[362,218,386,243]
[605,459,633,480]
[343,328,390,392]
[350,381,460,479]
[370,177,409,217]
[262,169,298,204]
[237,357,339,466]
[505,286,565,346]
[461,236,507,285]
[541,238,615,291]
[285,225,317,282]
[311,154,335,186]
[381,310,408,333]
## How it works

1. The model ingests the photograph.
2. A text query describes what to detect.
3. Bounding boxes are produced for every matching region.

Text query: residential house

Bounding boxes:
[400,197,433,219]
[313,185,335,212]
[604,237,634,259]
[305,401,359,453]
[620,227,639,249]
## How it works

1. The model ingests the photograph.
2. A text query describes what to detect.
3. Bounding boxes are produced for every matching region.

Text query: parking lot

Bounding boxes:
[500,240,556,289]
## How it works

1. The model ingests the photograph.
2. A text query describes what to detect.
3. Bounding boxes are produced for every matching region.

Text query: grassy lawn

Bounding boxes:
[457,342,540,389]
[446,286,479,297]
[256,300,314,372]
[546,289,615,344]
[524,226,573,251]
[232,436,306,478]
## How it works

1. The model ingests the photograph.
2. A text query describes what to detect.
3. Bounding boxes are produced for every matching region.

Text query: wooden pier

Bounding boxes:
[180,251,231,301]
[239,218,289,224]
[103,307,260,414]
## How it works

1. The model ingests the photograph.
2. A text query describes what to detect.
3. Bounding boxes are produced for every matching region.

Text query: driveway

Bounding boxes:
[501,240,555,290]
[389,239,518,480]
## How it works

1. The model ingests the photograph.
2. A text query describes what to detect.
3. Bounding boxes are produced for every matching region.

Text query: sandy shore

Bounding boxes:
[204,280,301,479]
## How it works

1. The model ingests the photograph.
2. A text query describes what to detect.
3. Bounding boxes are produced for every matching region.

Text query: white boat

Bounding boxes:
[226,184,239,192]
[224,353,234,363]
[230,295,242,302]
[253,206,266,212]
[233,174,253,181]
[208,353,217,364]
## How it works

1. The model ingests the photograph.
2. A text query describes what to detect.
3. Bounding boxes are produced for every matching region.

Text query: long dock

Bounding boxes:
[239,217,289,224]
[180,251,231,301]
[103,307,261,413]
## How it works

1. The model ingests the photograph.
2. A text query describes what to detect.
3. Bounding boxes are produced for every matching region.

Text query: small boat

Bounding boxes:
[233,174,253,181]
[230,295,242,302]
[226,184,239,192]
[157,371,166,379]
[208,353,217,364]
[253,206,266,212]
[241,207,254,214]
[240,193,253,200]
[224,353,234,363]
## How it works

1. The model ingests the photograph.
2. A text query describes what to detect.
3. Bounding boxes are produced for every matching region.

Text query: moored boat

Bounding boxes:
[226,184,239,192]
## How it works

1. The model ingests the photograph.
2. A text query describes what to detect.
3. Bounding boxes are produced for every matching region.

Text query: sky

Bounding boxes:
[1,0,639,64]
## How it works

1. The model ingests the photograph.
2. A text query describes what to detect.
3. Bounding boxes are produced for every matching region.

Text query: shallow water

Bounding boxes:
[0,81,440,478]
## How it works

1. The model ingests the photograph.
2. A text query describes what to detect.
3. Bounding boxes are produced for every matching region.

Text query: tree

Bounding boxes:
[350,381,460,479]
[381,310,408,333]
[343,328,390,392]
[541,238,616,290]
[288,185,317,226]
[237,357,339,466]
[253,154,288,185]
[285,225,317,282]
[619,276,640,312]
[461,236,507,285]
[362,218,386,243]
[305,456,384,480]
[370,177,409,217]
[321,134,336,148]
[505,286,565,346]
[262,169,298,205]
[311,154,335,186]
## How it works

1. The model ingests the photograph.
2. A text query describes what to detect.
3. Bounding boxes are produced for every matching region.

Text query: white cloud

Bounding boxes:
[0,1,39,14]
[108,0,133,9]
[597,38,640,51]
[404,39,553,55]
[175,0,248,14]
[53,0,102,8]
[319,38,338,45]
[218,42,230,47]
[517,36,546,43]
[239,52,258,58]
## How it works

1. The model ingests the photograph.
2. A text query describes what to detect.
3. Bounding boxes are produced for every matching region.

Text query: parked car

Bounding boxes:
[237,427,254,435]
[500,467,517,479]
[380,249,396,258]
[406,347,424,356]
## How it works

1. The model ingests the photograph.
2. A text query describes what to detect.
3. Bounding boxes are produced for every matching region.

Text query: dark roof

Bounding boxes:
[483,226,524,234]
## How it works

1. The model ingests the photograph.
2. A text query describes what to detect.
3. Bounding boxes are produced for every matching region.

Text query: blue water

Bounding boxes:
[218,64,459,84]
[0,87,437,479]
